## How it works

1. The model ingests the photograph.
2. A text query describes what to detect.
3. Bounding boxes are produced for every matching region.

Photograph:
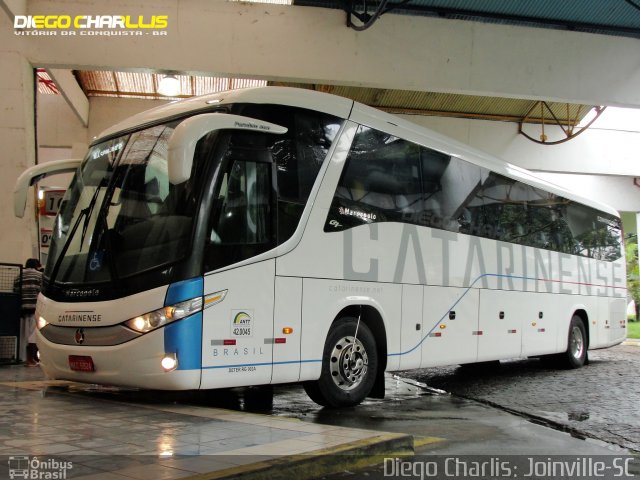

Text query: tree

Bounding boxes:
[626,235,640,321]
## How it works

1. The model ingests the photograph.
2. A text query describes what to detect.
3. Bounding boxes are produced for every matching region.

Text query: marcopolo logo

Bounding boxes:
[8,456,72,480]
[231,310,253,337]
[13,14,169,36]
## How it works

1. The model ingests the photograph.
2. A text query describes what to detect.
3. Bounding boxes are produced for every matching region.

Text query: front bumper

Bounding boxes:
[36,327,201,390]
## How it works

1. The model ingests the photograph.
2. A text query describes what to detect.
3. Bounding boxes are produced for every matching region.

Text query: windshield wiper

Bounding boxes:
[95,199,122,292]
[49,180,106,285]
[80,180,104,245]
[48,207,87,285]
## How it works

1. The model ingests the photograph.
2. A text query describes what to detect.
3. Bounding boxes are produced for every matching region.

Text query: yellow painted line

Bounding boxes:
[181,433,413,480]
[413,435,446,449]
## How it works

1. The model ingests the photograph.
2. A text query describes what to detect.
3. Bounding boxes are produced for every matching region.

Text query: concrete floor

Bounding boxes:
[0,346,637,479]
[0,366,410,480]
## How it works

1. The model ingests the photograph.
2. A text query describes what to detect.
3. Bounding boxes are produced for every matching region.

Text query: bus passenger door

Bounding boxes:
[272,276,303,383]
[200,260,275,389]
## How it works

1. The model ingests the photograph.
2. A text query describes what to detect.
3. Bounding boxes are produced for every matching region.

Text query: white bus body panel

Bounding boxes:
[477,290,524,361]
[602,297,628,347]
[35,285,202,389]
[399,284,423,370]
[201,260,275,389]
[97,87,353,143]
[36,285,168,327]
[36,327,201,390]
[37,329,200,390]
[421,286,479,368]
[272,276,303,384]
[299,278,402,381]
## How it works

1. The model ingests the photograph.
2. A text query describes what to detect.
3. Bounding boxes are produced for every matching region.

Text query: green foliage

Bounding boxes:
[627,320,640,339]
[626,236,640,320]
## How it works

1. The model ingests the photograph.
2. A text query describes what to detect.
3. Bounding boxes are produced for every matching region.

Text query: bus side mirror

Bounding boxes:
[14,158,82,218]
[167,113,287,184]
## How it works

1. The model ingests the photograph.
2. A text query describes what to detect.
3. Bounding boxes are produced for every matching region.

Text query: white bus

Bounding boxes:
[14,87,626,407]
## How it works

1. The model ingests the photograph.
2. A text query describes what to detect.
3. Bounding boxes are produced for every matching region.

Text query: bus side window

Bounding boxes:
[326,126,422,231]
[234,104,344,244]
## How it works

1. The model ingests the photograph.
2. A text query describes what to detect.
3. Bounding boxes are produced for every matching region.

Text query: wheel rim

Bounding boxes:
[329,335,369,391]
[570,325,584,360]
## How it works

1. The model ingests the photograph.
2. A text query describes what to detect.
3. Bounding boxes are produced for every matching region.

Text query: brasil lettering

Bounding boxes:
[213,347,264,357]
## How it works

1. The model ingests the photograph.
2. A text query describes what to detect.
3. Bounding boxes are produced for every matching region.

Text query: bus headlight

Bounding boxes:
[124,297,203,333]
[161,353,178,372]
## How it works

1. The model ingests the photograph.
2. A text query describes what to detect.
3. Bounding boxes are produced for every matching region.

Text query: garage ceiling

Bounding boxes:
[39,1,639,134]
[299,0,640,38]
[65,70,595,129]
[75,70,267,99]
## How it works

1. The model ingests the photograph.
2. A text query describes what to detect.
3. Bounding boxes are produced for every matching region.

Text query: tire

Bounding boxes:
[559,315,588,369]
[303,318,378,408]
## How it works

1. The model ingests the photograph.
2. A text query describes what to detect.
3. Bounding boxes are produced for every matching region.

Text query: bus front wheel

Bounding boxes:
[303,318,378,408]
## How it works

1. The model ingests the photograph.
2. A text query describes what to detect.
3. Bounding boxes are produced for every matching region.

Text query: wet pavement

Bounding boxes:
[399,344,640,452]
[0,366,411,479]
[271,374,629,456]
[269,344,640,479]
[0,344,637,479]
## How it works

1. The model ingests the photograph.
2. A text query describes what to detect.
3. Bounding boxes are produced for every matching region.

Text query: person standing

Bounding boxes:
[15,258,43,366]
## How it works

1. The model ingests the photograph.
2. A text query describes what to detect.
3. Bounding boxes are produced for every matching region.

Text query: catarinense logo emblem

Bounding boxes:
[74,328,85,345]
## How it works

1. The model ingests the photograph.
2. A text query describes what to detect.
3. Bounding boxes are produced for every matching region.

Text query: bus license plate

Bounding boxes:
[69,355,95,372]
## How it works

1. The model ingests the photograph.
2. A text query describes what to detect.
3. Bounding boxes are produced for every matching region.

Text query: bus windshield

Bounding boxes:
[46,106,344,297]
[47,122,198,285]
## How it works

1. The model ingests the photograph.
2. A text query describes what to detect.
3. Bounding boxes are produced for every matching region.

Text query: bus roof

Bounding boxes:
[94,86,618,217]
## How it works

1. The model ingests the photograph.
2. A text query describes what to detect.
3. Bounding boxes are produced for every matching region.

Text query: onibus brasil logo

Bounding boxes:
[8,456,72,479]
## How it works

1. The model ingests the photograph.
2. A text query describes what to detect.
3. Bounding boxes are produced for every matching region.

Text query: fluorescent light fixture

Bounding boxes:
[158,74,180,97]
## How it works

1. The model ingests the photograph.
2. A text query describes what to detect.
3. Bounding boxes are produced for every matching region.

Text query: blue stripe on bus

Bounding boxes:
[164,312,203,370]
[165,277,204,306]
[201,359,321,370]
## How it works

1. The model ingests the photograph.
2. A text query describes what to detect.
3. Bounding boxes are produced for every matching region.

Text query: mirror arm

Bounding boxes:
[167,113,287,184]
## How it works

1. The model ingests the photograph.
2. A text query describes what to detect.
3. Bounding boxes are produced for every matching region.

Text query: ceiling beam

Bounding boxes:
[0,0,26,18]
[46,69,89,127]
[2,1,640,108]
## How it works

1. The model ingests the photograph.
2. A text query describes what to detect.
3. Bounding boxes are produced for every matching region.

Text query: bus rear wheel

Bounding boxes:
[551,315,588,369]
[303,318,378,408]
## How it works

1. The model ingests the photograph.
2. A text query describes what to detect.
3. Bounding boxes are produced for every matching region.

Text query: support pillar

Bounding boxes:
[0,51,37,264]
